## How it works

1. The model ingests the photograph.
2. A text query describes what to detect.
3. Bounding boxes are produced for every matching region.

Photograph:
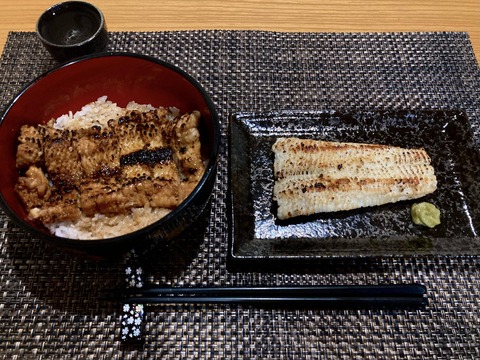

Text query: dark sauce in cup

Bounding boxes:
[36,1,108,61]
[39,5,101,45]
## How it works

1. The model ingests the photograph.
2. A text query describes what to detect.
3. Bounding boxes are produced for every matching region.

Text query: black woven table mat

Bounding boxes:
[1,30,480,359]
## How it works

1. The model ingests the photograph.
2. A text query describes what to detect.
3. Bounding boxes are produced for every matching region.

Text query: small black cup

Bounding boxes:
[36,1,108,62]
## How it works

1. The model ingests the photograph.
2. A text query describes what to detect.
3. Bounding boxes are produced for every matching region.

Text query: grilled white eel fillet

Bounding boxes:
[272,137,437,220]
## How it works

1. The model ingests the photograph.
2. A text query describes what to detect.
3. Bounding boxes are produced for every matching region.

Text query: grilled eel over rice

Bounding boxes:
[15,107,205,226]
[272,137,437,220]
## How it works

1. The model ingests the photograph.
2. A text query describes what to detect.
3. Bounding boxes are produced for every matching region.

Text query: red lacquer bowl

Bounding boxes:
[0,52,220,255]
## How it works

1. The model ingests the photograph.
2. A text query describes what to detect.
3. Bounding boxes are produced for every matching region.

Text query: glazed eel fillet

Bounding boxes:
[272,137,437,220]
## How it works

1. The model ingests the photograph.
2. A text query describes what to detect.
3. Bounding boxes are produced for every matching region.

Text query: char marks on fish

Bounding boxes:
[15,107,205,225]
[272,137,437,220]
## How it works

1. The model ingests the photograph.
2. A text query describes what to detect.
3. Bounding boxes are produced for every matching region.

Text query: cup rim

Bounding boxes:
[35,1,106,49]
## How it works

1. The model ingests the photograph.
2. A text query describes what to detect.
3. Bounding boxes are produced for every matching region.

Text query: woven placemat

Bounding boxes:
[1,30,480,359]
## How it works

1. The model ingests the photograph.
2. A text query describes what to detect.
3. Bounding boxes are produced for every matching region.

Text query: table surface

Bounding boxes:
[0,0,478,60]
[1,16,480,360]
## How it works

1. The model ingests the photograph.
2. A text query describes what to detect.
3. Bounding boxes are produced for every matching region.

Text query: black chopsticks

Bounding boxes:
[117,284,427,308]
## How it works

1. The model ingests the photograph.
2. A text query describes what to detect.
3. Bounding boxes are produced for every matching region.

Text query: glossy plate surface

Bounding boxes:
[229,110,480,262]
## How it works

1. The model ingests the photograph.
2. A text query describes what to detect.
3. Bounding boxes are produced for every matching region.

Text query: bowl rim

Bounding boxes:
[36,1,106,49]
[0,51,221,246]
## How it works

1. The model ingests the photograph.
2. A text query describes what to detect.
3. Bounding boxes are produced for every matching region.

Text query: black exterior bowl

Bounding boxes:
[0,52,220,256]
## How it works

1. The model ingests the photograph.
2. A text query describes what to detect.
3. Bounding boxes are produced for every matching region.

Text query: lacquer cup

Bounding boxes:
[36,1,109,62]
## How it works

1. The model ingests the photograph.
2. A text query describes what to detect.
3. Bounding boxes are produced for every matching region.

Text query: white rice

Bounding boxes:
[47,96,173,240]
[52,95,157,130]
[51,207,171,240]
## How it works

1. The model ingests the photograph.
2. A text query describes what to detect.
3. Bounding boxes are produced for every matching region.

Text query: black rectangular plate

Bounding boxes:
[228,110,480,264]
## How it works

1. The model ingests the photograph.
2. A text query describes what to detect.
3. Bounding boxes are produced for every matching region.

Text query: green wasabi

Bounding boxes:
[411,202,441,228]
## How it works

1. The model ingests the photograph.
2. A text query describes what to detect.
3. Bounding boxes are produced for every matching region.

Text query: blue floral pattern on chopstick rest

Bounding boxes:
[121,303,144,341]
[121,250,145,342]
